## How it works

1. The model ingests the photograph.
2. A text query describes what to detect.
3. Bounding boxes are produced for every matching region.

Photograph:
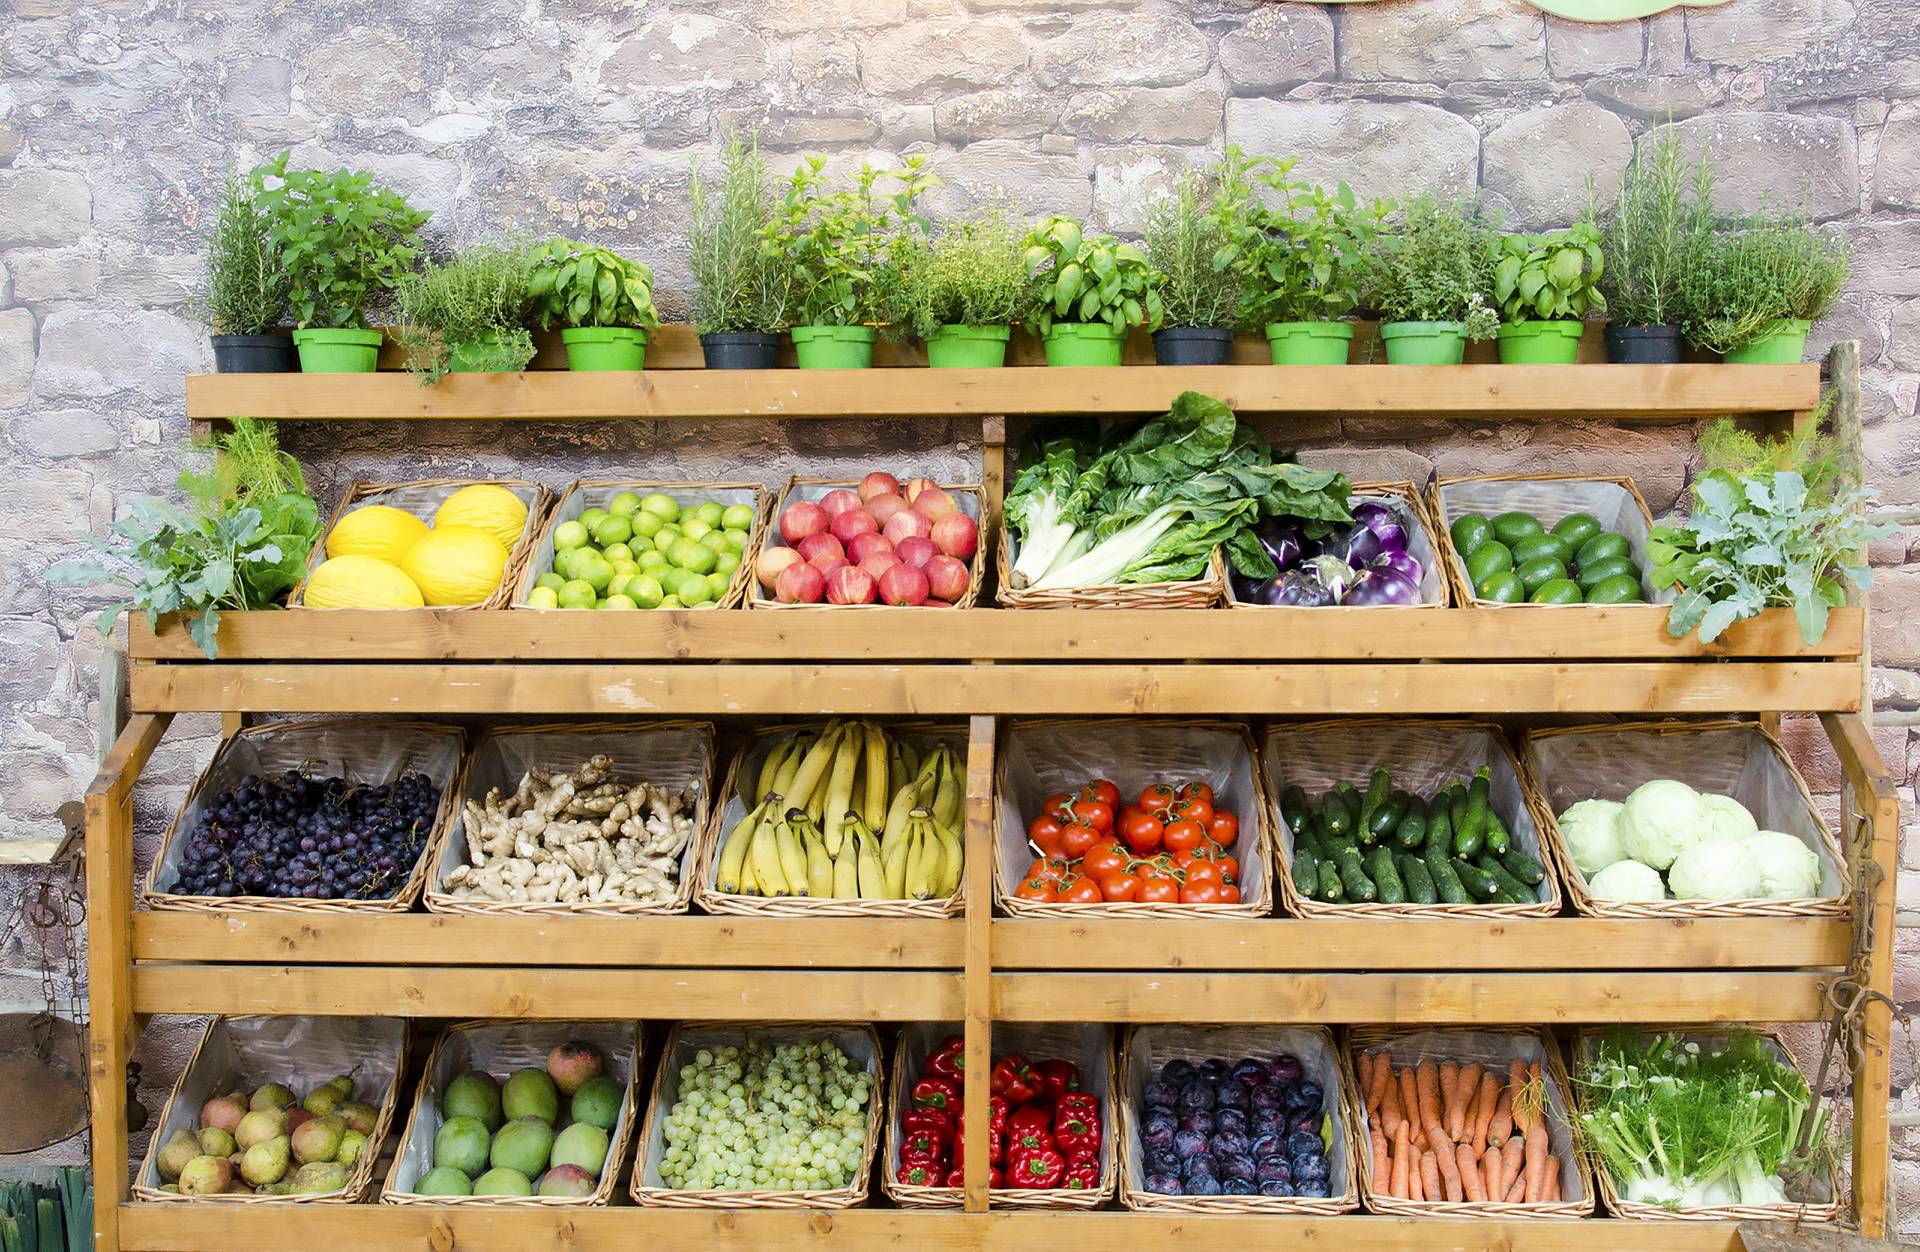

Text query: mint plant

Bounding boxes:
[766,156,937,328]
[1211,148,1383,328]
[1022,214,1164,335]
[1365,191,1500,340]
[251,151,430,329]
[1493,220,1607,323]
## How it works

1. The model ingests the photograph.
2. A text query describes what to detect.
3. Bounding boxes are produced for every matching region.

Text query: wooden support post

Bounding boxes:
[1827,341,1871,724]
[961,715,995,1213]
[86,713,171,1252]
[981,415,1006,566]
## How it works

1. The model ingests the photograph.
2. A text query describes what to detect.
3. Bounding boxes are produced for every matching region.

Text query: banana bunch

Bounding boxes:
[716,719,965,901]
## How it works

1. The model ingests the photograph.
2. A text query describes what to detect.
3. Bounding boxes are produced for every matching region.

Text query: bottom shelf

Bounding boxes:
[115,1205,1750,1251]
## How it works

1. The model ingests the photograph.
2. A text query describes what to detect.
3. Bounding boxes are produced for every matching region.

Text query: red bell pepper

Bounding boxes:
[1057,1091,1099,1120]
[1007,1144,1066,1189]
[946,1165,1003,1188]
[1033,1058,1081,1101]
[896,1162,940,1187]
[910,1076,961,1113]
[902,1107,952,1138]
[990,1053,1039,1104]
[988,1094,1009,1135]
[952,1118,1004,1169]
[901,1123,948,1163]
[926,1035,965,1082]
[1062,1155,1101,1191]
[1053,1103,1100,1158]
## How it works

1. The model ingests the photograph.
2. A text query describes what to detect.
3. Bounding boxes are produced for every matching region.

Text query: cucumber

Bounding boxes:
[1359,766,1392,832]
[1318,791,1352,841]
[1394,795,1429,851]
[1336,781,1363,829]
[1428,855,1468,905]
[1317,860,1344,903]
[1453,858,1500,900]
[1424,790,1452,855]
[1279,784,1313,836]
[1291,840,1321,896]
[1448,784,1470,837]
[1365,846,1406,904]
[1398,854,1437,905]
[1368,789,1411,840]
[1454,769,1491,858]
[1333,845,1376,902]
[1477,854,1532,902]
[1484,806,1511,856]
[1499,848,1547,885]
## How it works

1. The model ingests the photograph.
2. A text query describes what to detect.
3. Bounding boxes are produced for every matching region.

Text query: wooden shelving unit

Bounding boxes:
[87,345,1896,1250]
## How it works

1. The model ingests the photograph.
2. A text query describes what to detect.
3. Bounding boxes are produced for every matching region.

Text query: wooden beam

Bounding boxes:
[961,715,994,1214]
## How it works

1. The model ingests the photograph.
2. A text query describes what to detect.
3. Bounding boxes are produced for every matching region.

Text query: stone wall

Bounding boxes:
[2,0,1918,1216]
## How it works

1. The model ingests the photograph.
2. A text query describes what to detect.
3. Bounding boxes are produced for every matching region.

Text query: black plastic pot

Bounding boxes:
[211,334,297,373]
[1604,324,1683,365]
[700,332,782,370]
[1153,326,1233,365]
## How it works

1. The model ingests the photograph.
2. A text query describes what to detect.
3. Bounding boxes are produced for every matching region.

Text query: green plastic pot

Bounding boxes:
[1496,320,1584,365]
[447,332,520,373]
[1379,321,1468,365]
[925,324,1010,368]
[1042,322,1125,367]
[791,324,876,369]
[561,326,647,371]
[1722,319,1811,364]
[1265,321,1354,366]
[293,327,383,373]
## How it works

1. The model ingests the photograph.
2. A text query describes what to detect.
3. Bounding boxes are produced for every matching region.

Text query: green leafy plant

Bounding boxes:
[690,130,791,335]
[1021,214,1165,336]
[1365,191,1500,340]
[901,208,1028,340]
[1680,209,1850,353]
[251,151,430,330]
[527,238,660,331]
[766,155,936,329]
[177,415,309,516]
[1210,148,1384,328]
[201,171,287,335]
[394,243,536,384]
[1493,220,1607,323]
[1601,128,1715,327]
[1143,168,1241,329]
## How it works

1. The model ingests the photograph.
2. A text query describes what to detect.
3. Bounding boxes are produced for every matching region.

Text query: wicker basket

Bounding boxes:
[133,1015,407,1204]
[1224,482,1451,609]
[882,1021,1117,1210]
[1427,473,1666,608]
[692,721,967,918]
[1116,1025,1360,1215]
[511,479,771,611]
[1521,719,1850,920]
[292,478,552,610]
[381,1019,641,1207]
[1348,1026,1596,1220]
[992,718,1275,919]
[750,477,986,609]
[628,1022,884,1208]
[997,523,1228,609]
[421,720,715,918]
[143,719,464,914]
[1571,1025,1842,1224]
[1261,718,1562,920]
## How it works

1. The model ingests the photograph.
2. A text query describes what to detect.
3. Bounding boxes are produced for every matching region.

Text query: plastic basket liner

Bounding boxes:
[753,480,984,608]
[515,481,765,609]
[1434,478,1669,605]
[1225,485,1447,608]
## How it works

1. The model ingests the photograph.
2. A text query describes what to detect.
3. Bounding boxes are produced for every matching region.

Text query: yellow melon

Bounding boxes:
[303,555,426,609]
[324,504,430,564]
[433,484,528,550]
[400,525,509,606]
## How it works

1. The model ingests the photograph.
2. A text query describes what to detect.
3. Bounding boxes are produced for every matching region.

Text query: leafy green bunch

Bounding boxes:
[251,151,430,330]
[1021,214,1165,336]
[1493,220,1607,324]
[527,238,660,331]
[1210,148,1384,328]
[689,129,791,335]
[1365,191,1500,339]
[202,172,287,336]
[1601,128,1715,327]
[766,155,937,329]
[395,243,537,383]
[1680,209,1849,353]
[1142,168,1241,330]
[901,208,1028,341]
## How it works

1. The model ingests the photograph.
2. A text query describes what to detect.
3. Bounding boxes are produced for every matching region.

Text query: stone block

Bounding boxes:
[32,307,205,401]
[1217,6,1335,90]
[730,111,881,148]
[5,246,100,304]
[1589,73,1727,121]
[1061,84,1223,144]
[1876,106,1920,210]
[0,617,60,706]
[1778,713,1909,794]
[601,16,769,91]
[1874,665,1920,711]
[1031,11,1211,89]
[301,31,426,116]
[1891,298,1920,371]
[1686,0,1858,66]
[923,140,1092,220]
[1855,218,1920,298]
[0,170,91,249]
[1871,565,1920,666]
[1662,112,1859,220]
[1340,0,1545,82]
[1806,301,1883,365]
[754,0,908,31]
[0,309,32,409]
[1223,99,1478,203]
[9,408,117,458]
[863,20,1031,96]
[934,89,1059,143]
[1483,102,1633,228]
[1544,15,1643,77]
[225,55,291,117]
[1091,147,1211,234]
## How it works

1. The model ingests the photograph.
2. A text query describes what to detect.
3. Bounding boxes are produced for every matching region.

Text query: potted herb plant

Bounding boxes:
[394,244,536,385]
[526,238,659,371]
[1022,214,1164,367]
[1492,220,1606,365]
[1142,168,1240,365]
[689,129,790,370]
[1365,191,1499,365]
[902,208,1026,368]
[251,152,429,374]
[766,155,935,369]
[201,171,293,373]
[1599,129,1715,364]
[1681,209,1849,364]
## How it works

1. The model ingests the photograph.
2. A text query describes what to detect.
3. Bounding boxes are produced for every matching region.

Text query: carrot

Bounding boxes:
[1420,1151,1442,1205]
[1438,1062,1459,1128]
[1406,1145,1424,1201]
[1380,1066,1405,1140]
[1449,1063,1481,1143]
[1397,1068,1421,1143]
[1428,1124,1462,1201]
[1457,1143,1487,1202]
[1470,1072,1499,1151]
[1360,1053,1381,1112]
[1508,1059,1536,1136]
[1522,1126,1550,1202]
[1488,1088,1513,1147]
[1415,1062,1441,1141]
[1545,1167,1561,1202]
[1390,1123,1411,1199]
[1483,1148,1502,1202]
[1504,1173,1526,1203]
[1499,1132,1525,1195]
[1372,1127,1390,1189]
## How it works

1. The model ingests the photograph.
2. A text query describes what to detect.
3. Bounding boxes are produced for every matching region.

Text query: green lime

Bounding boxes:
[606,572,633,599]
[593,514,633,547]
[699,529,729,552]
[1575,531,1630,567]
[721,528,751,554]
[676,575,714,607]
[639,493,680,523]
[1516,556,1569,594]
[713,550,741,577]
[1529,578,1584,605]
[526,585,559,609]
[1585,573,1645,604]
[1575,555,1637,589]
[608,491,643,517]
[1550,512,1603,551]
[632,511,664,539]
[1491,511,1545,546]
[610,558,639,578]
[1509,533,1571,567]
[722,504,756,531]
[1476,570,1525,603]
[671,539,718,575]
[535,571,565,593]
[653,526,682,552]
[659,594,682,609]
[628,575,664,609]
[682,517,713,542]
[579,506,610,532]
[705,571,731,601]
[1465,541,1514,586]
[557,579,597,610]
[575,552,613,594]
[694,501,726,529]
[602,542,633,564]
[553,547,586,579]
[599,593,638,611]
[637,549,668,573]
[1449,513,1493,556]
[553,520,589,552]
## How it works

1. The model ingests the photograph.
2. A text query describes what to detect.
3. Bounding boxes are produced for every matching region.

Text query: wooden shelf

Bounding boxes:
[186,361,1818,422]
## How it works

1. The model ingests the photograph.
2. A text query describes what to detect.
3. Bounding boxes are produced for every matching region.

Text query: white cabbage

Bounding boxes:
[1667,837,1764,900]
[1557,799,1627,876]
[1620,779,1707,871]
[1588,859,1667,902]
[1698,792,1759,844]
[1741,829,1822,900]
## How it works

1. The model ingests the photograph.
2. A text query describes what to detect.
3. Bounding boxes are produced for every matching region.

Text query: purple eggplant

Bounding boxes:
[1371,549,1423,585]
[1351,502,1409,553]
[1333,521,1384,568]
[1265,555,1356,606]
[1342,567,1424,607]
[1253,518,1303,573]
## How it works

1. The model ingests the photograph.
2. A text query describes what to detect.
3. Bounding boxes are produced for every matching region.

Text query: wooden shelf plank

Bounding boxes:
[185,362,1818,421]
[991,971,1831,1024]
[130,911,1848,972]
[126,605,1864,662]
[117,1207,1744,1252]
[129,659,1864,715]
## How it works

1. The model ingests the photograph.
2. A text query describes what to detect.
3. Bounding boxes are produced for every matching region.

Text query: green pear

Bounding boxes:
[334,1129,367,1166]
[288,1161,347,1195]
[195,1126,236,1158]
[177,1155,232,1196]
[155,1129,199,1182]
[249,1082,297,1111]
[290,1114,345,1165]
[240,1136,290,1187]
[234,1108,288,1151]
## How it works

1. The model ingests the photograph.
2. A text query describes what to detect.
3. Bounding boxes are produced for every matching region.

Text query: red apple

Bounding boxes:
[865,492,909,526]
[930,512,977,560]
[882,509,930,545]
[819,488,861,518]
[858,471,900,503]
[829,507,879,545]
[902,476,939,504]
[826,565,878,605]
[779,501,829,546]
[925,598,954,608]
[894,535,936,570]
[796,532,845,565]
[756,545,802,590]
[846,531,893,564]
[775,561,826,604]
[924,554,970,602]
[910,485,959,521]
[859,551,902,582]
[810,554,850,581]
[878,563,930,606]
